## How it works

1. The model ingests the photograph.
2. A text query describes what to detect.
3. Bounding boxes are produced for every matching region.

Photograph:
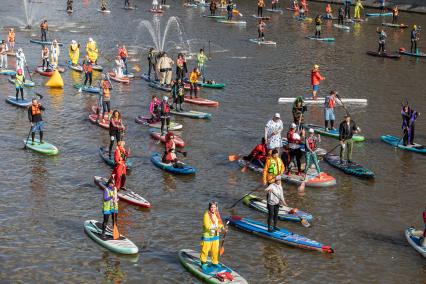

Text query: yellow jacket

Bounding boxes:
[262,156,284,184]
[189,71,201,83]
[86,41,98,63]
[202,210,223,241]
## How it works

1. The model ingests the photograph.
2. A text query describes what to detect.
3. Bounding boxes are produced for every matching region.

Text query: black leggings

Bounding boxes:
[84,72,92,86]
[258,31,264,38]
[258,7,263,17]
[41,29,47,42]
[344,4,350,18]
[31,131,43,143]
[16,88,24,100]
[411,40,417,53]
[338,15,344,25]
[378,42,385,53]
[161,117,170,133]
[189,83,198,97]
[109,131,122,156]
[176,67,185,81]
[102,213,117,236]
[267,203,279,229]
[42,58,49,69]
[289,148,302,173]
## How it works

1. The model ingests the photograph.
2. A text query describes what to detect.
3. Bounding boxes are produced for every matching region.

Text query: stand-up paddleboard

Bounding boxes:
[94,176,151,208]
[123,6,137,10]
[170,109,212,119]
[306,36,335,42]
[34,66,65,76]
[325,153,375,178]
[8,78,36,87]
[217,20,247,25]
[251,15,270,20]
[149,81,171,92]
[266,8,283,13]
[333,24,350,30]
[23,138,59,155]
[381,135,426,154]
[108,72,130,84]
[97,9,111,13]
[203,15,226,19]
[30,39,64,46]
[366,51,401,59]
[134,115,183,130]
[249,38,277,45]
[149,128,185,147]
[184,96,219,107]
[67,61,83,72]
[84,220,139,254]
[399,49,426,57]
[6,96,32,107]
[73,84,100,93]
[382,23,408,29]
[92,64,103,71]
[89,114,110,129]
[179,249,248,284]
[306,124,365,142]
[184,3,198,7]
[0,69,16,76]
[366,12,392,17]
[151,152,197,175]
[278,97,367,105]
[405,227,426,258]
[149,9,164,13]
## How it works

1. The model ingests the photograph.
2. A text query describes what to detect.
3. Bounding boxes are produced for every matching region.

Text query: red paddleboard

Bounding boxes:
[305,172,336,188]
[91,106,111,117]
[34,66,65,77]
[89,114,110,129]
[108,72,130,84]
[149,129,185,147]
[184,96,219,107]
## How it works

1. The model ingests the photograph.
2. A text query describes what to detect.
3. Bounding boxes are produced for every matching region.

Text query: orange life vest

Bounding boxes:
[32,105,41,116]
[8,31,15,42]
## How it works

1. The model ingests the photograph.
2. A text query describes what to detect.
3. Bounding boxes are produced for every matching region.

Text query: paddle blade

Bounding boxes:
[219,246,225,256]
[132,65,141,72]
[228,155,239,162]
[240,166,248,173]
[300,218,311,228]
[113,223,119,240]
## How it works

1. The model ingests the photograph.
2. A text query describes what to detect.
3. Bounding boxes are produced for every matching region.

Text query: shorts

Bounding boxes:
[312,85,319,92]
[316,25,321,31]
[31,121,44,132]
[324,108,335,121]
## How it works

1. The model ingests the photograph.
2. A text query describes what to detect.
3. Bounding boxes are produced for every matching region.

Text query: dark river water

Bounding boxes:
[0,0,425,283]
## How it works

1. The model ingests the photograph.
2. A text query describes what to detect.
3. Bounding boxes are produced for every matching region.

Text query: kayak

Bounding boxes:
[306,124,365,142]
[249,39,277,45]
[23,138,59,155]
[149,9,164,13]
[278,97,368,105]
[217,20,247,25]
[366,51,401,59]
[399,50,426,58]
[149,128,185,147]
[94,176,151,208]
[0,69,16,76]
[183,78,224,88]
[92,64,103,71]
[306,36,335,42]
[381,135,426,154]
[251,15,270,20]
[150,152,196,175]
[333,24,350,30]
[243,194,313,223]
[170,109,212,119]
[34,66,65,77]
[325,153,375,178]
[30,39,64,46]
[266,8,283,13]
[84,220,139,254]
[99,146,133,169]
[382,23,408,29]
[89,114,110,129]
[108,72,130,84]
[6,96,32,107]
[134,115,183,130]
[98,9,111,13]
[73,84,101,94]
[203,15,226,19]
[8,78,36,87]
[237,159,336,188]
[226,216,334,253]
[179,249,248,284]
[149,81,171,92]
[405,227,426,258]
[184,96,219,107]
[366,12,392,17]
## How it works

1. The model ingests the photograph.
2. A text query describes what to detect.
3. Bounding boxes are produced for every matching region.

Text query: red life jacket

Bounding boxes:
[83,62,93,72]
[32,105,41,115]
[326,95,335,108]
[287,129,299,143]
[306,136,317,150]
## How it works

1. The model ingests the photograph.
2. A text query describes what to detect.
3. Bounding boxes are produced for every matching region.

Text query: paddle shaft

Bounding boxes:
[228,176,276,209]
[336,95,350,117]
[24,124,32,149]
[25,63,33,82]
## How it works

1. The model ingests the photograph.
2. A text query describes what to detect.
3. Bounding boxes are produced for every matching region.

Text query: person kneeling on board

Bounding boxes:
[265,175,287,232]
[28,99,46,144]
[163,132,184,168]
[243,137,267,167]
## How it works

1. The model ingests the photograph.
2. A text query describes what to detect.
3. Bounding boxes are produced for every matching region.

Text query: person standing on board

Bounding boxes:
[401,105,420,146]
[263,149,284,185]
[28,99,46,144]
[265,176,287,232]
[264,113,283,151]
[344,0,352,19]
[339,115,360,164]
[410,25,420,54]
[40,20,48,42]
[311,64,325,100]
[324,90,337,130]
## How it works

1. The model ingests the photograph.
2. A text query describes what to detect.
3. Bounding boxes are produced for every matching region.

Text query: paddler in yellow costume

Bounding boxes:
[354,0,364,19]
[200,202,227,272]
[69,40,80,66]
[86,37,98,64]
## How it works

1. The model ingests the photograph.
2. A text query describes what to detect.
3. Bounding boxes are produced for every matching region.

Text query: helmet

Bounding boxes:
[163,96,168,101]
[290,123,296,129]
[17,69,23,75]
[88,37,93,42]
[308,128,314,134]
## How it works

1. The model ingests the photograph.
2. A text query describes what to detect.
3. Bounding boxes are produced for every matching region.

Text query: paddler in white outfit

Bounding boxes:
[50,39,60,68]
[152,0,159,10]
[114,56,125,78]
[16,48,26,76]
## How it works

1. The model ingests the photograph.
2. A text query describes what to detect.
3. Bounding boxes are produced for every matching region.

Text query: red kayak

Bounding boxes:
[108,72,130,84]
[34,66,65,77]
[184,96,219,107]
[89,114,110,129]
[150,129,185,147]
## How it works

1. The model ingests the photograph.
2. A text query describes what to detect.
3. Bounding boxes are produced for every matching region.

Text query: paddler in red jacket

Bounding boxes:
[311,64,325,100]
[112,140,128,190]
[243,138,267,167]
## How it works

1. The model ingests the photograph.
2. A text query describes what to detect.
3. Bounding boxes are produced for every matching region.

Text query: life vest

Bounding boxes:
[165,140,176,162]
[267,158,283,175]
[306,136,317,151]
[325,95,335,108]
[189,71,200,83]
[32,105,41,116]
[83,61,92,72]
[119,48,127,58]
[258,0,265,7]
[160,102,170,115]
[15,74,25,87]
[102,185,115,212]
[102,80,110,98]
[8,31,15,42]
[40,22,48,30]
[326,4,332,13]
[42,48,49,58]
[176,57,185,68]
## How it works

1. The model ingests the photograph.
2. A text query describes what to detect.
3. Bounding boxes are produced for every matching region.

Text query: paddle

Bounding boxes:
[35,92,44,99]
[177,149,187,157]
[113,193,120,240]
[23,125,33,150]
[336,94,350,117]
[228,154,239,162]
[396,98,409,148]
[228,184,264,209]
[25,63,33,82]
[219,221,230,256]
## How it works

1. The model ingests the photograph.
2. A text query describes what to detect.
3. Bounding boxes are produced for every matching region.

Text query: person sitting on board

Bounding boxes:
[271,0,278,10]
[265,175,287,232]
[410,25,420,54]
[41,46,50,71]
[28,99,46,144]
[263,149,285,185]
[82,55,93,88]
[305,128,321,177]
[354,0,363,19]
[257,19,266,41]
[243,137,268,167]
[189,67,201,99]
[324,90,337,130]
[226,1,234,20]
[292,96,307,134]
[392,5,399,24]
[112,140,128,190]
[311,64,325,100]
[40,20,48,42]
[314,15,322,38]
[325,3,332,19]
[377,27,387,55]
[257,0,265,17]
[339,115,360,164]
[287,123,303,176]
[149,95,161,122]
[337,6,344,25]
[401,105,420,146]
[200,201,227,272]
[101,0,108,11]
[100,74,112,121]
[109,110,125,158]
[160,96,171,134]
[15,69,25,101]
[101,177,118,240]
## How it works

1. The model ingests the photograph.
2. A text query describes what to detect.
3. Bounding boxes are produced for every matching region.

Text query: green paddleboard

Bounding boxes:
[23,138,59,155]
[306,124,365,142]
